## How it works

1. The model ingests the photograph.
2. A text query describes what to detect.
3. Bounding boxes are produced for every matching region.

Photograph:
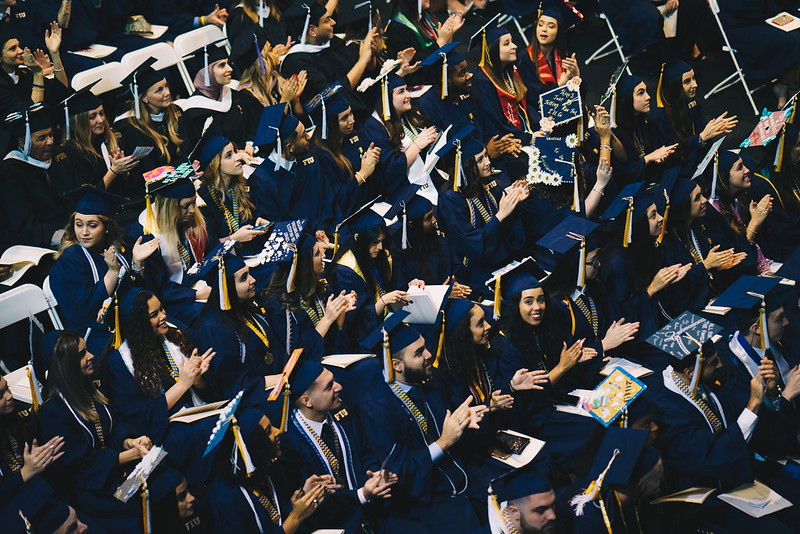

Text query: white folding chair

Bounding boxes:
[0,283,63,333]
[584,12,632,74]
[71,61,126,94]
[703,0,760,116]
[173,25,228,95]
[121,42,182,73]
[41,276,62,327]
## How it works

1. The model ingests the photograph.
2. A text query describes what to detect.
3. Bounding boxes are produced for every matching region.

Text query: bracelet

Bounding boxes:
[599,145,612,151]
[591,188,604,196]
[354,171,364,184]
[412,139,422,150]
[380,296,387,306]
[53,68,63,73]
[32,83,44,89]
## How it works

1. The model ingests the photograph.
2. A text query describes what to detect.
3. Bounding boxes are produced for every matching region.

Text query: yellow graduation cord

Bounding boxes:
[494,277,502,319]
[26,367,38,413]
[775,126,786,172]
[219,258,231,310]
[655,63,666,108]
[434,311,445,368]
[113,293,122,349]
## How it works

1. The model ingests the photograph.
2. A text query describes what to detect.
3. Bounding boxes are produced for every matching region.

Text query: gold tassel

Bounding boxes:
[537,0,543,19]
[280,387,290,432]
[479,30,490,68]
[287,248,298,293]
[231,416,255,476]
[113,293,122,349]
[220,258,231,311]
[622,198,633,248]
[434,311,444,368]
[453,147,461,192]
[494,277,501,319]
[775,126,786,172]
[140,477,151,534]
[441,55,448,99]
[691,348,704,399]
[759,300,769,350]
[26,367,38,413]
[381,77,391,121]
[382,328,394,383]
[333,231,339,256]
[578,239,586,288]
[655,63,665,108]
[657,201,669,245]
[789,102,797,125]
[143,193,159,235]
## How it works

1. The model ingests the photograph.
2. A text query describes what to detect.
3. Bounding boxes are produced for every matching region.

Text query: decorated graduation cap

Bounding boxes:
[229,32,267,78]
[530,135,579,207]
[692,136,727,200]
[5,103,51,155]
[599,181,644,247]
[254,103,300,170]
[655,59,692,108]
[419,42,460,99]
[537,215,598,289]
[435,125,475,192]
[304,82,346,140]
[598,60,629,128]
[646,311,721,398]
[144,164,197,234]
[361,310,416,382]
[202,391,257,476]
[188,241,241,310]
[570,427,659,517]
[488,466,553,534]
[265,348,304,430]
[740,106,795,172]
[468,13,503,68]
[63,185,127,217]
[355,60,402,121]
[284,0,327,44]
[59,80,102,140]
[485,257,549,319]
[714,275,782,350]
[332,195,382,254]
[119,57,164,119]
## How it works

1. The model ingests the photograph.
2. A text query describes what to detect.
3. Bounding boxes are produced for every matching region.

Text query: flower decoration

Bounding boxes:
[565,133,579,149]
[567,76,582,92]
[539,117,555,133]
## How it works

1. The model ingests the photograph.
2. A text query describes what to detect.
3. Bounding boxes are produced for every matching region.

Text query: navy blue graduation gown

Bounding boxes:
[470,68,534,146]
[225,6,285,47]
[551,293,607,389]
[414,89,481,139]
[197,184,266,256]
[612,109,673,185]
[357,115,418,203]
[206,475,289,534]
[389,231,459,288]
[656,230,712,319]
[249,148,338,237]
[260,294,327,359]
[115,117,182,202]
[315,144,377,221]
[750,170,800,261]
[599,247,662,340]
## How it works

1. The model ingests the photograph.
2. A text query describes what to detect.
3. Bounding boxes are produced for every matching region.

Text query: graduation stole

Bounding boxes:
[206,186,241,235]
[671,371,723,432]
[388,382,429,437]
[177,235,198,271]
[392,12,438,50]
[243,311,271,351]
[3,430,23,471]
[291,412,357,489]
[729,332,764,379]
[470,358,493,404]
[88,399,106,447]
[336,250,392,305]
[564,294,599,337]
[161,339,180,382]
[252,478,282,526]
[481,66,529,131]
[300,296,325,326]
[530,46,563,86]
[467,185,499,226]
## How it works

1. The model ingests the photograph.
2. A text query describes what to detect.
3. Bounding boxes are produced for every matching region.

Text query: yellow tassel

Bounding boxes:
[578,239,586,288]
[657,202,669,245]
[26,367,38,413]
[231,416,255,476]
[691,351,704,399]
[382,328,394,383]
[140,477,150,534]
[453,149,460,192]
[775,127,786,172]
[381,77,391,121]
[479,30,491,68]
[759,301,768,350]
[494,277,501,319]
[220,258,231,311]
[143,194,159,235]
[441,56,448,99]
[333,231,339,256]
[434,311,444,368]
[656,63,665,108]
[537,0,543,19]
[280,387,290,432]
[287,248,298,293]
[789,103,797,125]
[113,293,122,349]
[622,198,633,248]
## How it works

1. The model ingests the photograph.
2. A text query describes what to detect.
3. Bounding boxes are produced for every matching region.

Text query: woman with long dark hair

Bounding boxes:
[225,0,287,47]
[656,60,736,174]
[39,331,182,533]
[385,0,463,60]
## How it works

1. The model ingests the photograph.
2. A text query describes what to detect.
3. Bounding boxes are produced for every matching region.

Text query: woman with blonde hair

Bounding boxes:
[116,60,183,202]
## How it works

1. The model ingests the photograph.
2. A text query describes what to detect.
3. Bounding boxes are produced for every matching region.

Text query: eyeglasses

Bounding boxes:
[585,257,600,268]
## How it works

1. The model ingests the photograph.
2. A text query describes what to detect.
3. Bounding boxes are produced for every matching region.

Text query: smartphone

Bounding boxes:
[252,222,274,232]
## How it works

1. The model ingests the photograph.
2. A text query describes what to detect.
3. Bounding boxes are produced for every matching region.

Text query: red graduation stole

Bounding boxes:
[481,66,528,130]
[530,46,563,86]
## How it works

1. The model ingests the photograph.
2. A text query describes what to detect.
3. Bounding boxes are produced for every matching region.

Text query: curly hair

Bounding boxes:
[383,107,434,155]
[56,213,125,259]
[123,290,196,397]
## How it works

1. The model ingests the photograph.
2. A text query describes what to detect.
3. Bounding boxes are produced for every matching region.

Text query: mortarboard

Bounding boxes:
[355,61,402,121]
[34,329,62,382]
[254,103,300,170]
[5,103,51,155]
[419,42,460,99]
[599,60,630,128]
[333,196,385,254]
[468,13,503,68]
[776,246,800,283]
[59,80,102,140]
[434,125,475,192]
[539,82,583,128]
[187,241,241,310]
[336,0,374,29]
[229,32,267,78]
[538,0,584,29]
[361,310,416,382]
[267,348,304,430]
[444,297,475,335]
[118,57,164,119]
[147,167,197,200]
[184,38,228,86]
[655,59,692,108]
[248,219,306,297]
[202,391,257,475]
[0,21,17,49]
[384,184,421,250]
[645,311,721,397]
[537,215,598,288]
[713,275,782,350]
[485,257,549,319]
[192,130,231,169]
[304,82,346,140]
[117,287,147,330]
[529,136,579,209]
[283,0,327,44]
[692,136,727,199]
[740,107,795,172]
[599,181,643,247]
[289,360,325,401]
[63,185,127,217]
[488,466,553,534]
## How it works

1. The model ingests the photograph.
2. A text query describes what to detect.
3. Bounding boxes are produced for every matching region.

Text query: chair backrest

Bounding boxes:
[71,62,125,93]
[172,26,228,95]
[121,42,182,73]
[0,283,63,332]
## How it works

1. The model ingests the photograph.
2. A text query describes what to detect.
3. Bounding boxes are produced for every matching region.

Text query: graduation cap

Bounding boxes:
[249,219,307,295]
[530,136,578,207]
[283,0,327,44]
[433,125,475,192]
[419,42,460,99]
[361,310,415,382]
[63,185,128,217]
[485,257,549,319]
[202,391,256,475]
[537,215,598,289]
[254,103,300,170]
[288,360,326,401]
[538,0,584,30]
[645,311,721,398]
[119,57,164,119]
[186,38,228,86]
[598,60,629,128]
[468,13,504,68]
[304,83,346,140]
[540,83,583,128]
[599,181,643,247]
[714,275,782,350]
[229,32,267,78]
[655,59,692,108]
[147,166,197,200]
[383,185,421,250]
[267,348,304,430]
[191,129,231,169]
[692,136,727,199]
[59,80,102,140]
[444,297,475,335]
[616,73,644,112]
[5,103,51,155]
[332,195,382,254]
[570,427,659,516]
[488,466,553,534]
[336,0,374,30]
[187,241,241,310]
[739,106,794,174]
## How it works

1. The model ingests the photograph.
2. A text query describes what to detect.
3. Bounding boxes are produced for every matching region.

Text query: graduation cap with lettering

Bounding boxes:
[485,257,549,319]
[118,56,163,119]
[570,427,659,517]
[59,80,102,140]
[529,136,578,207]
[229,32,268,79]
[537,215,598,289]
[5,103,51,156]
[713,275,782,350]
[539,82,582,127]
[361,310,416,382]
[646,311,721,397]
[468,13,504,68]
[655,59,692,108]
[305,83,346,140]
[186,241,241,310]
[283,0,327,44]
[147,164,197,200]
[254,103,300,170]
[419,42,460,99]
[488,466,553,534]
[741,107,796,172]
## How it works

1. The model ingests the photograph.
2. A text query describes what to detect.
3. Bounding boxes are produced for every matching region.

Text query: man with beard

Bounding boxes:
[206,406,332,533]
[277,360,398,533]
[357,319,488,533]
[487,467,558,534]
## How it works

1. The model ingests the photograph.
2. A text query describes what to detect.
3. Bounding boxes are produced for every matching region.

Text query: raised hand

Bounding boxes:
[602,318,640,351]
[44,22,62,53]
[510,368,549,391]
[132,236,161,263]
